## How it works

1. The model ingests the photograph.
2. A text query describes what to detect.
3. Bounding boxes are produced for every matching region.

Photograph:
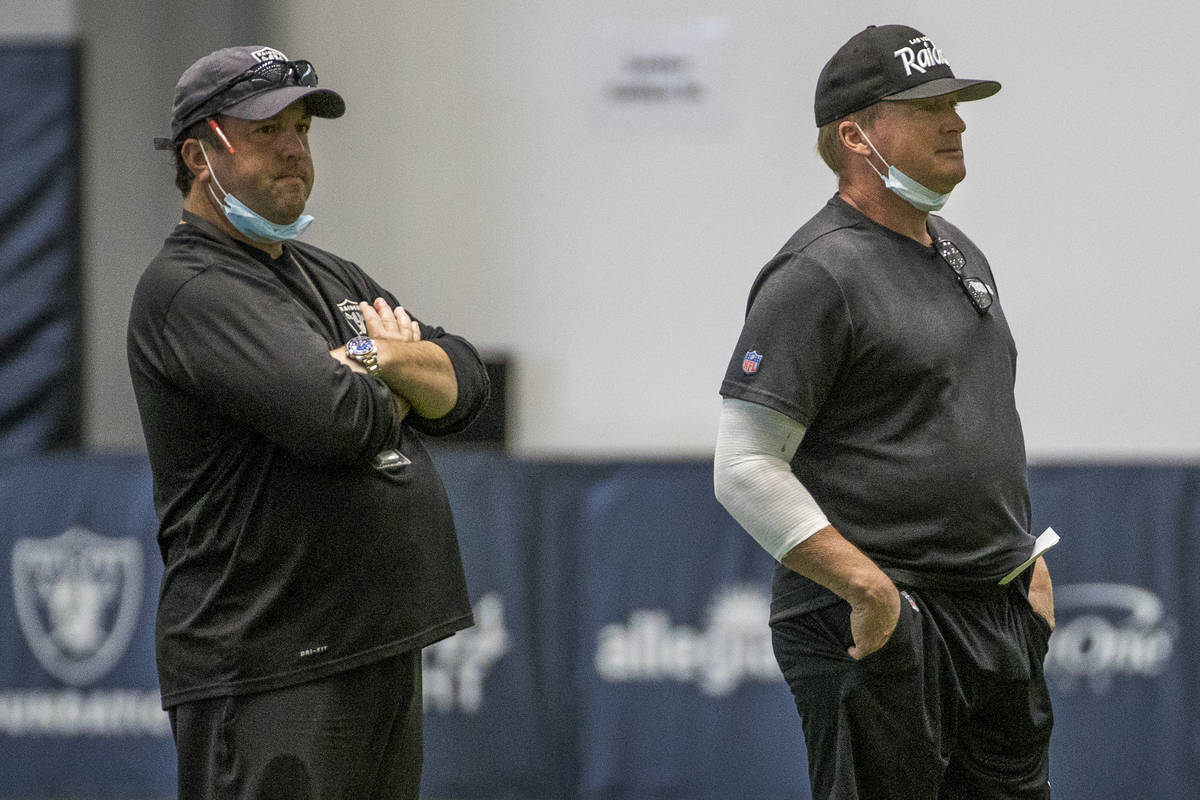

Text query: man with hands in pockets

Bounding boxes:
[714,24,1055,800]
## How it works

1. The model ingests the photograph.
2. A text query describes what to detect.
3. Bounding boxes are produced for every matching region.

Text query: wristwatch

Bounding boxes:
[345,336,381,377]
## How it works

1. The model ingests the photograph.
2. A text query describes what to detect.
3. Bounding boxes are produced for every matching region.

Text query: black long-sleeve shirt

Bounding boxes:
[127,212,489,707]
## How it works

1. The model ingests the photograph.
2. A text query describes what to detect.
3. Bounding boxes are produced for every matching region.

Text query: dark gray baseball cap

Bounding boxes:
[814,25,999,127]
[165,45,345,143]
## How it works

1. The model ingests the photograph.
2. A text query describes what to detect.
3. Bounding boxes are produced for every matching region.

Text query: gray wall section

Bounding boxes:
[75,1,268,452]
[35,1,1200,459]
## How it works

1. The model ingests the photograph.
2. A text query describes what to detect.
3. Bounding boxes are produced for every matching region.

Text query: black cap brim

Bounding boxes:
[884,77,1001,103]
[220,85,345,123]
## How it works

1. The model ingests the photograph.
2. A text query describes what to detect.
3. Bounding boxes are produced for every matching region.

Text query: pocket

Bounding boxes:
[771,601,856,679]
[856,590,918,673]
[1024,601,1054,655]
[1030,608,1053,639]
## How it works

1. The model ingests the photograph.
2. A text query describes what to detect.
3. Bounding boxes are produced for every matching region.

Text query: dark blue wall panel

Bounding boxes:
[0,44,83,457]
[2,454,1197,798]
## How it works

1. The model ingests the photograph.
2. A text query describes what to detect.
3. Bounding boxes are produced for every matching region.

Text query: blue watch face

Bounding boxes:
[346,336,375,357]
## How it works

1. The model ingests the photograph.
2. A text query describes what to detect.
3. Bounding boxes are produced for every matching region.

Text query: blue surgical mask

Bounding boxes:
[199,142,314,242]
[854,123,952,212]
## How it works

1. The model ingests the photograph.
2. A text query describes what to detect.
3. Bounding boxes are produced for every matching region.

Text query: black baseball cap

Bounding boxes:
[162,45,345,144]
[814,25,1000,127]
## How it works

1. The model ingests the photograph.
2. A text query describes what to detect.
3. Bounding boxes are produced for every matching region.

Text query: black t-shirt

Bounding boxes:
[721,196,1035,621]
[127,213,490,707]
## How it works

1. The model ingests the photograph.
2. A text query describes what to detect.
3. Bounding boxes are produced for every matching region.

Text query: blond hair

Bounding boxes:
[816,104,882,175]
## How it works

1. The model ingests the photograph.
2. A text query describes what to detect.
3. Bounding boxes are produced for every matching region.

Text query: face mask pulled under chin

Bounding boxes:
[199,142,314,243]
[854,124,952,213]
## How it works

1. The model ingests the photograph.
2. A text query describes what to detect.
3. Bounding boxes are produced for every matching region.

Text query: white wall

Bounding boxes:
[78,1,1200,461]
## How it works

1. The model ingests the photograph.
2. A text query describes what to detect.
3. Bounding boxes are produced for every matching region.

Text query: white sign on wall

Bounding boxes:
[585,16,731,132]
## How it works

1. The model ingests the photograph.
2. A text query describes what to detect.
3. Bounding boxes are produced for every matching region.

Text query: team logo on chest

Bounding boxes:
[337,299,367,335]
[742,350,763,376]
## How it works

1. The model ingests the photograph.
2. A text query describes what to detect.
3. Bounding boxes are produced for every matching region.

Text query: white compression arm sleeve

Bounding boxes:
[713,397,831,562]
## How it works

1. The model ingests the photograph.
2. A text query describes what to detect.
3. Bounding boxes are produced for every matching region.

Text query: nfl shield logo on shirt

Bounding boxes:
[742,350,763,375]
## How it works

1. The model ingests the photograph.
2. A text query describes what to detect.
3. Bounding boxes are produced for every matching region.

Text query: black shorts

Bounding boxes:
[771,584,1054,800]
[168,649,423,800]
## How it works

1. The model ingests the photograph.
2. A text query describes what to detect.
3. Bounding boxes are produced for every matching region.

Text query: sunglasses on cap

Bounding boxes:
[934,239,993,315]
[185,59,318,125]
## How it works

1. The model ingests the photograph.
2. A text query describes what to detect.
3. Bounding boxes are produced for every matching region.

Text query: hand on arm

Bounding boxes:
[361,299,459,419]
[329,345,368,373]
[329,342,412,421]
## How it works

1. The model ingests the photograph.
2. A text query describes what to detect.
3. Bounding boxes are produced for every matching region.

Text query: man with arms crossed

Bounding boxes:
[128,46,489,799]
[714,25,1055,799]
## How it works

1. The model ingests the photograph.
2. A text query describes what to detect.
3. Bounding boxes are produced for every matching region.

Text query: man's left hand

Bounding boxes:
[361,299,422,344]
[358,298,458,419]
[1028,557,1055,632]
